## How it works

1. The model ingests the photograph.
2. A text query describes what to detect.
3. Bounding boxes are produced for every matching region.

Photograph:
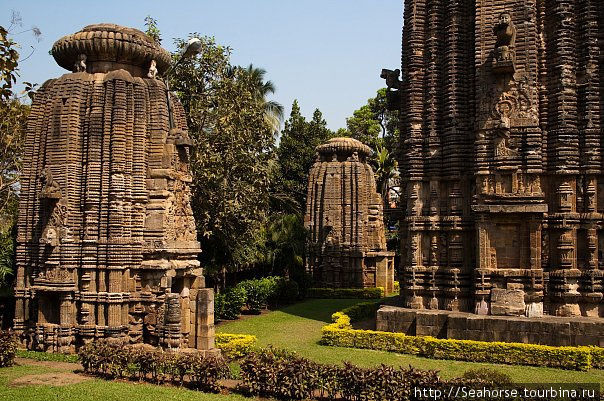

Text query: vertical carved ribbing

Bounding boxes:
[545,0,579,172]
[304,138,393,290]
[576,0,600,174]
[400,0,426,179]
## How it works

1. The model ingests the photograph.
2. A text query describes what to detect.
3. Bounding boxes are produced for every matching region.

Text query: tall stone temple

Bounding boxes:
[382,0,604,320]
[13,24,215,353]
[305,137,395,293]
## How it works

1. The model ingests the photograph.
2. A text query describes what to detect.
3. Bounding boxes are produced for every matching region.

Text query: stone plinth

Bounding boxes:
[377,305,604,347]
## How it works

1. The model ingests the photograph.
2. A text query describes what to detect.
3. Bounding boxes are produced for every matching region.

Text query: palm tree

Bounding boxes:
[242,64,284,134]
[373,146,398,206]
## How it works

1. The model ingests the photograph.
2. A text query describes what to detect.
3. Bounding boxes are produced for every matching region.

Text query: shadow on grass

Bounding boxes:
[272,298,362,323]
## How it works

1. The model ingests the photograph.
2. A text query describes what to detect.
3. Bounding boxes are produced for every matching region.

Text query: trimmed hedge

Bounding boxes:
[78,340,229,391]
[588,346,604,369]
[321,307,600,371]
[307,287,384,299]
[215,333,257,359]
[0,330,16,367]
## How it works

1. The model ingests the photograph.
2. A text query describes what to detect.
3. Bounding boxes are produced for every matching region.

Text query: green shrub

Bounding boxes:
[277,279,299,304]
[217,285,247,320]
[307,287,384,299]
[78,340,228,391]
[239,347,494,401]
[394,280,400,293]
[216,276,298,320]
[0,329,16,367]
[341,301,381,322]
[461,368,513,386]
[586,346,604,369]
[215,333,257,359]
[321,308,597,371]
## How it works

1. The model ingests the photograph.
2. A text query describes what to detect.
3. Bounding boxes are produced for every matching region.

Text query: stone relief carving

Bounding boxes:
[73,54,86,73]
[147,59,158,79]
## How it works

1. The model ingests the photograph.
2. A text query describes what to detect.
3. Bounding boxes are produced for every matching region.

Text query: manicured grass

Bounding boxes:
[218,298,604,384]
[0,363,247,401]
[16,349,79,363]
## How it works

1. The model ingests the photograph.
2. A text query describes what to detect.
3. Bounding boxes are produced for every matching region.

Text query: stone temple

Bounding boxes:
[305,137,395,294]
[13,24,215,353]
[377,0,604,345]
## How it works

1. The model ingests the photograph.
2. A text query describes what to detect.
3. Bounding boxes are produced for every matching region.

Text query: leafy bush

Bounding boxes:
[587,346,604,369]
[307,287,384,299]
[341,301,381,322]
[0,329,16,367]
[215,333,257,359]
[461,368,513,386]
[277,279,299,304]
[321,308,598,371]
[216,285,247,321]
[239,347,319,400]
[78,340,229,391]
[239,347,494,401]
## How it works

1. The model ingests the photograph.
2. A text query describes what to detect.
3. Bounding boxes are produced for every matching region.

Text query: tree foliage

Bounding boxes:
[275,101,333,209]
[344,88,399,154]
[169,35,276,277]
[0,23,36,288]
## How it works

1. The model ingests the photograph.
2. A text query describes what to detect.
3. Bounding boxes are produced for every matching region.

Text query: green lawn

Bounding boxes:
[218,298,604,384]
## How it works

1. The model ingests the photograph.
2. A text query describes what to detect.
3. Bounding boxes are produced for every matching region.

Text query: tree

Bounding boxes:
[169,35,276,284]
[239,64,283,135]
[275,101,333,209]
[345,88,399,154]
[144,15,161,45]
[346,104,382,150]
[0,19,39,289]
[373,146,399,206]
[264,213,306,278]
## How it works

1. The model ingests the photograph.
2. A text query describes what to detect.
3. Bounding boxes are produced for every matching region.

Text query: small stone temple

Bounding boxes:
[305,137,395,293]
[13,24,215,353]
[377,0,604,345]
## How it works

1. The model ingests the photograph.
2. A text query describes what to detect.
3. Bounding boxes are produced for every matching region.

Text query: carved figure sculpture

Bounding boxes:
[304,137,395,293]
[147,59,158,79]
[493,12,516,63]
[73,54,86,73]
[14,24,216,354]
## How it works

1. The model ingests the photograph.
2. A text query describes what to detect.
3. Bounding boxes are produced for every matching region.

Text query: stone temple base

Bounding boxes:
[376,305,604,347]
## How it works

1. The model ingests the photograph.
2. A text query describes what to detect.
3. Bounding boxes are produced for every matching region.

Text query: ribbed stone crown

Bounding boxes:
[51,23,172,76]
[316,137,372,160]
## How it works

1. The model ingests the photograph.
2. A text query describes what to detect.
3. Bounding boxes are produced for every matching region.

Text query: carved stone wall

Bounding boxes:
[304,138,395,293]
[13,24,215,353]
[390,0,604,318]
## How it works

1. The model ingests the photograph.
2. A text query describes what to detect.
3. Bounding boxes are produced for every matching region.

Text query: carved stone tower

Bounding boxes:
[13,24,215,352]
[386,0,604,317]
[305,137,395,293]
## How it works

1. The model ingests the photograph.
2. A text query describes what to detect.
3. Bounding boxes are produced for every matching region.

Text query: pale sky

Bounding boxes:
[1,0,403,130]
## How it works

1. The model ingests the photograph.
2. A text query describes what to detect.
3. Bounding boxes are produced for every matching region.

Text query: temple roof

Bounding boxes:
[316,137,372,158]
[51,23,172,74]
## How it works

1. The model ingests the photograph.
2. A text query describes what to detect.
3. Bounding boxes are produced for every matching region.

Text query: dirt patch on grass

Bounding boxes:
[10,371,90,387]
